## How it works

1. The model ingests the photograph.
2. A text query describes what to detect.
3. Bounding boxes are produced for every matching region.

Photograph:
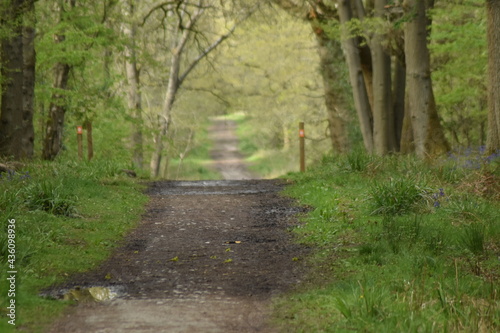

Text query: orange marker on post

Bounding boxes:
[77,126,83,159]
[299,122,305,172]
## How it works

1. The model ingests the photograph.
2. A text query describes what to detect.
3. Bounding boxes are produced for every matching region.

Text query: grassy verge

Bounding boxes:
[275,150,500,332]
[0,159,148,332]
[226,112,329,179]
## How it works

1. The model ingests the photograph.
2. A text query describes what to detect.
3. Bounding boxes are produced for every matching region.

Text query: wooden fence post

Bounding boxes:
[77,126,83,159]
[299,122,305,172]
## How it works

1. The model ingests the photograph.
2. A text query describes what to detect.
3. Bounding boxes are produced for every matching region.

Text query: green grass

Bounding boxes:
[274,150,500,332]
[226,112,329,178]
[0,158,149,333]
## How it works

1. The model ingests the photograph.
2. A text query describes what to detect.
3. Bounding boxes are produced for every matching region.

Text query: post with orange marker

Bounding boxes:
[77,126,83,160]
[299,122,305,172]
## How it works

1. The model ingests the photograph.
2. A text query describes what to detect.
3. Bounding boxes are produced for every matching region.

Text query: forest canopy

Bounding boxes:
[0,0,499,177]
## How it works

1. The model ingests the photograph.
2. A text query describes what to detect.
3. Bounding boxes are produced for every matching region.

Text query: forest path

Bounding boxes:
[46,118,307,333]
[208,117,256,180]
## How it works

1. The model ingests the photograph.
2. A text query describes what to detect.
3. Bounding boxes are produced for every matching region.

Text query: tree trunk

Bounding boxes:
[123,1,144,169]
[150,26,190,178]
[486,0,500,153]
[0,0,35,160]
[404,0,449,158]
[42,0,75,161]
[371,0,396,155]
[337,0,374,152]
[393,58,406,151]
[314,27,349,153]
[22,0,35,158]
[42,60,72,160]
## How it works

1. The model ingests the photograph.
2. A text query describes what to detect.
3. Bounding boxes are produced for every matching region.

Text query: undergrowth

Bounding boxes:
[276,150,500,332]
[0,158,148,333]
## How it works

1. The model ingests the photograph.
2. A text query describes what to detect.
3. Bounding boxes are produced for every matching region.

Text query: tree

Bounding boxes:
[40,0,120,160]
[122,0,144,169]
[337,0,374,153]
[486,0,500,153]
[0,0,35,160]
[41,0,75,161]
[273,0,352,153]
[371,0,397,154]
[149,0,242,178]
[404,0,449,158]
[309,8,349,153]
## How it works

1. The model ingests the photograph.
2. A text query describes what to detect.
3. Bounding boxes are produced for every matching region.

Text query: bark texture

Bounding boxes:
[338,0,374,152]
[371,0,396,155]
[150,16,194,178]
[312,17,349,152]
[0,0,35,160]
[404,0,449,158]
[487,0,500,153]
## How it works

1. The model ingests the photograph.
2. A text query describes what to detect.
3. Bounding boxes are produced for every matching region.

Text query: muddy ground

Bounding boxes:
[46,119,309,332]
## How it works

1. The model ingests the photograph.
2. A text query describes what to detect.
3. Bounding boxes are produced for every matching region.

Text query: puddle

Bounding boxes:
[40,285,125,302]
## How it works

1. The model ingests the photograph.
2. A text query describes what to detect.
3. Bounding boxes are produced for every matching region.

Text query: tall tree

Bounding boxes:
[337,0,374,152]
[486,0,500,153]
[0,0,35,160]
[41,0,75,160]
[309,8,349,152]
[404,0,449,158]
[122,0,144,169]
[273,0,352,153]
[149,0,241,178]
[371,0,396,154]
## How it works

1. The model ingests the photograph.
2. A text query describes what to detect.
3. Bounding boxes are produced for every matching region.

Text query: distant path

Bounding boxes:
[208,117,256,180]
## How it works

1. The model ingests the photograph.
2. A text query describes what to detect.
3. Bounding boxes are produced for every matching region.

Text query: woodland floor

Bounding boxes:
[45,118,309,332]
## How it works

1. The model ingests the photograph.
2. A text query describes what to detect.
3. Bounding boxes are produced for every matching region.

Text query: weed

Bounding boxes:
[381,215,422,253]
[461,223,486,255]
[341,148,372,172]
[369,177,426,215]
[24,180,78,217]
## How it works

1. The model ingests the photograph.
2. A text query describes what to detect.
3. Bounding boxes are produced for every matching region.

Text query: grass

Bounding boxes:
[274,150,500,332]
[0,158,149,333]
[225,112,331,178]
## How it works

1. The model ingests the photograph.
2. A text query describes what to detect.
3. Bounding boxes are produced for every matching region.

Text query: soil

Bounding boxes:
[45,118,309,333]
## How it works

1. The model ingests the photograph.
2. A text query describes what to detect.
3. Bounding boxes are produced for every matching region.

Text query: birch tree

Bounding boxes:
[149,0,241,178]
[122,0,144,168]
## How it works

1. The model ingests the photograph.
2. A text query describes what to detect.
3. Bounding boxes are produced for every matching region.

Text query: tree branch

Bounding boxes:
[178,7,256,86]
[178,26,235,86]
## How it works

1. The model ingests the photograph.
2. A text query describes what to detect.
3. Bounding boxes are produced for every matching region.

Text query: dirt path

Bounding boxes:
[46,119,307,332]
[208,117,255,180]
